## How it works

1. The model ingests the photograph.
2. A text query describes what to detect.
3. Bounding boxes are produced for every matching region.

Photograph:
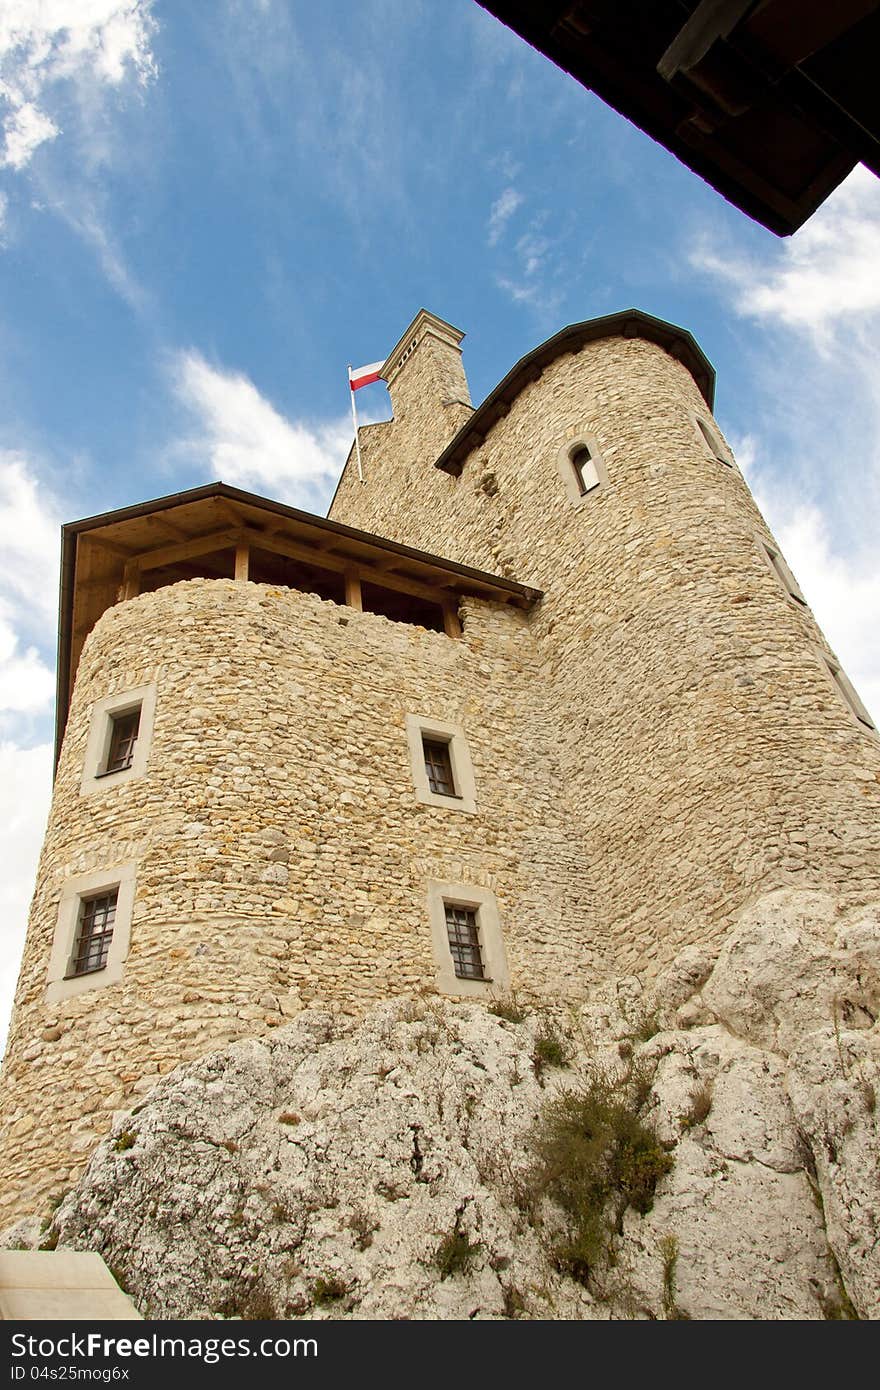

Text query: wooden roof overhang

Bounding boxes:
[434,309,715,477]
[477,1,880,236]
[55,481,542,767]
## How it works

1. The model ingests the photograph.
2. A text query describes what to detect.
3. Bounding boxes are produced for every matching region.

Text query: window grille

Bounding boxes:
[423,737,457,797]
[444,903,485,980]
[70,889,117,977]
[104,708,140,774]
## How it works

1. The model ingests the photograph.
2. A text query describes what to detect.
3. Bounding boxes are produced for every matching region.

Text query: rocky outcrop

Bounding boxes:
[14,889,879,1320]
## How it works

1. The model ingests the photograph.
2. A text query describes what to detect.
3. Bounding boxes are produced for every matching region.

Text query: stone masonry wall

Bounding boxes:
[0,578,601,1224]
[331,331,880,975]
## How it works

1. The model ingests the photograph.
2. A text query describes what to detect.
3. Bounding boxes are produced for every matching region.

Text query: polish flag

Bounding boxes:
[349,360,384,391]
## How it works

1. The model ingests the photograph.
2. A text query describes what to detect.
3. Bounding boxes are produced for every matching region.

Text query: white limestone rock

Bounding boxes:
[787,1023,880,1320]
[50,1001,595,1322]
[701,890,877,1055]
[38,889,879,1322]
[0,1215,42,1251]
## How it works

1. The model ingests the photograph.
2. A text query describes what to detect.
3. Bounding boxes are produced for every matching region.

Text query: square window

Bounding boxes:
[422,737,457,797]
[80,683,157,796]
[427,881,509,998]
[68,890,118,977]
[444,902,485,980]
[46,863,137,1003]
[405,715,476,813]
[103,709,141,775]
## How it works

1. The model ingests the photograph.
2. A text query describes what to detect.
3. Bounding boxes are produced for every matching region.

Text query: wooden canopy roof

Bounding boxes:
[55,482,541,766]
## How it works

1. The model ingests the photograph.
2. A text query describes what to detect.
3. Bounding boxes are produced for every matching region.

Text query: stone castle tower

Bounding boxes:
[1,307,878,1226]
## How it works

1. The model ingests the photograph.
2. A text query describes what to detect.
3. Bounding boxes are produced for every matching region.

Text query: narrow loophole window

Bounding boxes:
[764,542,806,605]
[571,445,600,496]
[68,889,118,977]
[422,736,457,797]
[444,903,486,980]
[826,660,876,731]
[697,417,731,465]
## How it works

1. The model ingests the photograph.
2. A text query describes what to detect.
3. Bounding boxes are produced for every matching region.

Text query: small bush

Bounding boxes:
[311,1274,349,1306]
[434,1228,481,1280]
[631,1014,661,1043]
[680,1082,713,1132]
[659,1234,690,1319]
[489,996,527,1024]
[349,1208,378,1251]
[527,1072,673,1283]
[113,1131,136,1152]
[532,1023,571,1075]
[278,1112,300,1126]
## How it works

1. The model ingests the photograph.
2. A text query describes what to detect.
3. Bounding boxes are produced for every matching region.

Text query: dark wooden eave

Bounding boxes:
[54,481,542,769]
[477,1,880,236]
[434,309,715,477]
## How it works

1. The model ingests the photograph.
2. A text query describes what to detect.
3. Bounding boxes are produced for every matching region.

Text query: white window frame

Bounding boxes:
[405,714,477,814]
[556,432,608,508]
[80,682,157,796]
[427,881,510,998]
[690,411,734,467]
[819,654,877,734]
[46,862,137,1004]
[757,537,807,607]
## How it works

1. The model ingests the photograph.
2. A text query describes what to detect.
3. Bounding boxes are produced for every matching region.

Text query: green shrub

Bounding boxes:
[113,1131,136,1152]
[489,996,527,1024]
[680,1082,713,1132]
[532,1023,571,1075]
[434,1227,481,1279]
[527,1072,672,1283]
[311,1274,348,1306]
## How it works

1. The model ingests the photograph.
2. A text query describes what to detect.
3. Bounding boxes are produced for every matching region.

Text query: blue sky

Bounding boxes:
[1,0,879,1043]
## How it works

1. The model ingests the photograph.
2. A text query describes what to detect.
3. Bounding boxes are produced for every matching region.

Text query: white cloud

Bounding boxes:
[0,453,62,624]
[0,739,53,1052]
[692,168,880,347]
[690,169,880,728]
[0,455,59,1050]
[172,350,351,509]
[487,186,523,246]
[741,463,880,724]
[0,603,55,715]
[1,99,58,168]
[0,1,157,171]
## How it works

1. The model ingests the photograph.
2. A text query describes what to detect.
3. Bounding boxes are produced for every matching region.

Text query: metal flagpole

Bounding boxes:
[347,366,365,483]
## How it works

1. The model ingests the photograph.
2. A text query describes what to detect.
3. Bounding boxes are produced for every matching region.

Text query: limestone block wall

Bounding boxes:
[0,577,601,1224]
[331,331,880,974]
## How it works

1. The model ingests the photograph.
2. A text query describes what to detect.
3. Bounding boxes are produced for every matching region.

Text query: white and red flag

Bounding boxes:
[348,360,384,391]
[347,359,386,483]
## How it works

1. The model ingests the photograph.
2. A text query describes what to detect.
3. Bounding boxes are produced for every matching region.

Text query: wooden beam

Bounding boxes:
[143,514,190,541]
[344,568,362,611]
[134,529,238,572]
[235,544,249,582]
[86,534,137,558]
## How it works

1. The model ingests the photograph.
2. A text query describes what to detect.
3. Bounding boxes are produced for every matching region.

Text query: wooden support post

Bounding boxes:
[442,598,462,639]
[344,568,363,611]
[234,544,249,583]
[121,562,140,601]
